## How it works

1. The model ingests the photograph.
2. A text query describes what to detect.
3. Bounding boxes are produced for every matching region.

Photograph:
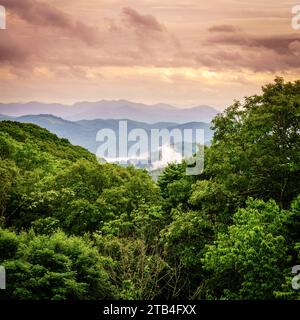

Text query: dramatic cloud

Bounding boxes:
[122,7,166,32]
[205,25,300,71]
[1,0,100,45]
[0,0,299,107]
[207,27,300,54]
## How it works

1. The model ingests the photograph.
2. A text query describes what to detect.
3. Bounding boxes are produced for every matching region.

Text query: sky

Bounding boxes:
[0,0,299,109]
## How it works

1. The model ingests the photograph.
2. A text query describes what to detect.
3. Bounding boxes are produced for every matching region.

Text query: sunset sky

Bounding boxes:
[0,0,299,109]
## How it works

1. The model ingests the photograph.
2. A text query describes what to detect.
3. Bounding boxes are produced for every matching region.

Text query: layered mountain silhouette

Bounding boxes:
[0,101,217,172]
[0,114,213,155]
[0,100,219,124]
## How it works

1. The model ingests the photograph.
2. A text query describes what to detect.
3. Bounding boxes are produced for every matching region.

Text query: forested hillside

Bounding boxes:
[0,78,300,300]
[0,115,214,154]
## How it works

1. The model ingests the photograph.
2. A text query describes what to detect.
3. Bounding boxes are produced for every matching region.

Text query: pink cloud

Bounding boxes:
[122,7,166,32]
[1,0,100,45]
[208,25,241,33]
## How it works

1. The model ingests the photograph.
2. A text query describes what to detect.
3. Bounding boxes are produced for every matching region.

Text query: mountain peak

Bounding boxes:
[0,101,219,123]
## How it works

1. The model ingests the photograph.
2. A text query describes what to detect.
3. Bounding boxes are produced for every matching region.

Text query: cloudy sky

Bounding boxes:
[0,0,299,109]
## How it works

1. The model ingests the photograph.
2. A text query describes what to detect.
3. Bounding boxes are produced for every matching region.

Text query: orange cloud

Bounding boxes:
[0,0,299,107]
[1,0,100,45]
[122,7,166,32]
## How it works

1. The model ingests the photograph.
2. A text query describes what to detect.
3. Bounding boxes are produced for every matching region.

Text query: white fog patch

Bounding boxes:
[96,120,204,176]
[151,145,183,170]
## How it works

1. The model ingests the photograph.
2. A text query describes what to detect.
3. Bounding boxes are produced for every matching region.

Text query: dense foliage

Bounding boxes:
[0,78,300,300]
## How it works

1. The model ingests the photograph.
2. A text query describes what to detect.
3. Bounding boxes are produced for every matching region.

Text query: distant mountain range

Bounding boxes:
[0,100,217,172]
[0,115,213,171]
[0,100,219,124]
